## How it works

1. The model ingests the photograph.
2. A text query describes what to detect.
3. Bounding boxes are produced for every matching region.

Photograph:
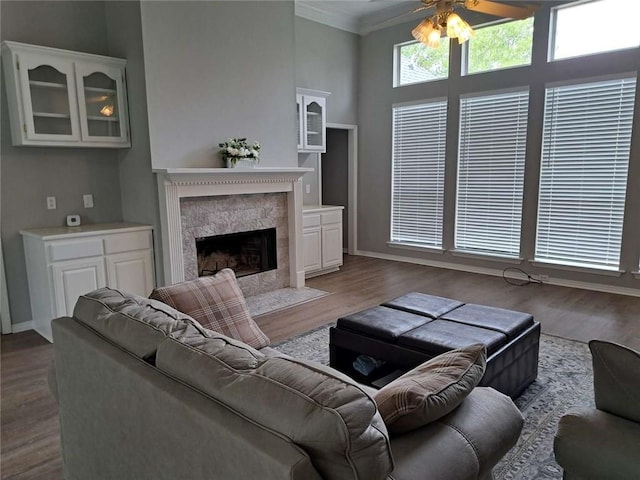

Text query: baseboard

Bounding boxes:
[355,250,640,298]
[11,321,34,334]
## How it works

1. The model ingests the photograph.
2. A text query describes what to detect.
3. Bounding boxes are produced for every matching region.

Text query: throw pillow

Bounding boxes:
[374,343,486,434]
[149,269,270,349]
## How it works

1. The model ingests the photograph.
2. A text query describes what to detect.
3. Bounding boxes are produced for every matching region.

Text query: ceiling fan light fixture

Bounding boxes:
[427,27,442,48]
[412,18,441,48]
[446,12,474,44]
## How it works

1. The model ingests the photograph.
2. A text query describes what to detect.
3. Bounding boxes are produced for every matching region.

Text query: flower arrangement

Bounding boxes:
[219,137,261,166]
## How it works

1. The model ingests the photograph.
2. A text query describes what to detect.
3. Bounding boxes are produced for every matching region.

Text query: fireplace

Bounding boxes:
[196,228,277,278]
[154,167,311,295]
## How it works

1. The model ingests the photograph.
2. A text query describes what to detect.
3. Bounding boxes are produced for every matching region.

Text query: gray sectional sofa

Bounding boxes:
[49,287,524,480]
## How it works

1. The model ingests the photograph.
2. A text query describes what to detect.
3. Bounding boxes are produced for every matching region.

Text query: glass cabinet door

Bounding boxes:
[17,55,80,141]
[303,97,326,151]
[75,63,128,144]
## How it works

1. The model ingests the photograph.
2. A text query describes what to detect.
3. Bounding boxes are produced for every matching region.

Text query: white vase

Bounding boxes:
[226,157,256,169]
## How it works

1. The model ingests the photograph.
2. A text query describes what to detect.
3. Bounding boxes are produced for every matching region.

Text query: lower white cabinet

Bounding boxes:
[51,257,107,321]
[21,223,154,342]
[303,206,344,277]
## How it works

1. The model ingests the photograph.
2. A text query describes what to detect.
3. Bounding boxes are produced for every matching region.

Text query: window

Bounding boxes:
[395,40,450,86]
[464,18,533,75]
[551,0,640,61]
[535,76,637,270]
[456,89,529,256]
[391,100,447,248]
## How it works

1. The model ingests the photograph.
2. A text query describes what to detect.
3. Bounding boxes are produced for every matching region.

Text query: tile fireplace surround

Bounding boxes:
[154,168,311,295]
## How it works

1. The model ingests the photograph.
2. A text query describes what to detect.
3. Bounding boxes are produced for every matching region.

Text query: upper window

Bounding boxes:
[535,76,637,270]
[395,40,450,87]
[551,0,640,61]
[391,99,448,248]
[464,18,533,75]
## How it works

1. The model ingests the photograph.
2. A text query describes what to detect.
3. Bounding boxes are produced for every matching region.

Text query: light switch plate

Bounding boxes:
[83,194,94,208]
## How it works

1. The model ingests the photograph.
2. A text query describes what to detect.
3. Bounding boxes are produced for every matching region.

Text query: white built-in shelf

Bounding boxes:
[84,86,116,94]
[33,112,71,119]
[29,80,66,89]
[87,115,119,122]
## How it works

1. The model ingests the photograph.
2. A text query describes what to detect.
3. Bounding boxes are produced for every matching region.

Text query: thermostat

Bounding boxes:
[66,215,81,227]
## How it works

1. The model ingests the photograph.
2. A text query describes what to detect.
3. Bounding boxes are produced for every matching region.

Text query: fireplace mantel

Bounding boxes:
[154,167,312,186]
[154,167,312,287]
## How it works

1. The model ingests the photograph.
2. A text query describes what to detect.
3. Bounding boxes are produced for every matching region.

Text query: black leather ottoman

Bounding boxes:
[330,292,540,398]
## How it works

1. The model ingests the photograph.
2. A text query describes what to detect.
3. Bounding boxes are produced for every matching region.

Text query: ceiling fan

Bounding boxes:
[410,0,538,48]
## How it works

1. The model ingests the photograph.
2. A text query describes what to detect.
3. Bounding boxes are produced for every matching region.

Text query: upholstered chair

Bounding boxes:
[553,340,640,479]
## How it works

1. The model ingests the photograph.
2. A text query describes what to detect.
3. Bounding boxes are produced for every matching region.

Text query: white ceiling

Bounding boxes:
[294,0,425,35]
[294,0,550,35]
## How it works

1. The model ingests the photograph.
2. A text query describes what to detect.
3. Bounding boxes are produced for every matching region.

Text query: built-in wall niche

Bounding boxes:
[196,228,277,279]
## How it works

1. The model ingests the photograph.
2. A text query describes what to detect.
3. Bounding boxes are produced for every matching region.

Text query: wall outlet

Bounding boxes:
[305,184,311,194]
[46,196,56,210]
[83,194,94,208]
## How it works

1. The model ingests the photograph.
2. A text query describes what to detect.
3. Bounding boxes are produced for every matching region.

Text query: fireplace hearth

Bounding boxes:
[196,228,277,279]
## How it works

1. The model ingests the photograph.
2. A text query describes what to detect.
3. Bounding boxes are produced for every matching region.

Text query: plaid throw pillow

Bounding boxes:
[149,269,270,349]
[374,344,486,434]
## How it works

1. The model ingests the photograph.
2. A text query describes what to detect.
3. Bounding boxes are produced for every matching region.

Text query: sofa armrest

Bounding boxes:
[590,340,640,423]
[554,407,640,480]
[389,387,523,480]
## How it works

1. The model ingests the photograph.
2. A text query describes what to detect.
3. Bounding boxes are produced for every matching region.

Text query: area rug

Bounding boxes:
[273,326,594,480]
[245,287,330,317]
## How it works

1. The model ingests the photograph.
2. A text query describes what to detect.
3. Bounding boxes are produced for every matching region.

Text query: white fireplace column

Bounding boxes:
[154,168,312,288]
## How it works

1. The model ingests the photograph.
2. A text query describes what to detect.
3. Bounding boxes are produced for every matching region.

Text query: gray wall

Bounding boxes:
[105,1,163,286]
[357,4,640,291]
[0,1,123,327]
[295,16,359,209]
[295,17,359,125]
[140,1,297,168]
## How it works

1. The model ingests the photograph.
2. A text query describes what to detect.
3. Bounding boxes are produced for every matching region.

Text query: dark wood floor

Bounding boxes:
[2,254,639,478]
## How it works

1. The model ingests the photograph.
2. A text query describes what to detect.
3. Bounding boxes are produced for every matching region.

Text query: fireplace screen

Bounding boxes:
[196,228,277,278]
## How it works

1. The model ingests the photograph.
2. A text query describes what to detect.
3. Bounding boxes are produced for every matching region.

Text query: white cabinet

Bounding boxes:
[51,257,107,320]
[1,41,130,148]
[303,206,344,277]
[21,223,154,342]
[297,88,329,153]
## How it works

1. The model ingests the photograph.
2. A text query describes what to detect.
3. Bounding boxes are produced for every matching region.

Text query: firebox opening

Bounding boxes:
[196,228,277,278]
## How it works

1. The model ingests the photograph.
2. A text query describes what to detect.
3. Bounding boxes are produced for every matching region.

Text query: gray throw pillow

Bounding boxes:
[374,343,486,434]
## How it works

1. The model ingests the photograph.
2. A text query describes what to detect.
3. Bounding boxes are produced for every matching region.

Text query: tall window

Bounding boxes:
[535,76,637,269]
[391,100,447,248]
[456,89,529,256]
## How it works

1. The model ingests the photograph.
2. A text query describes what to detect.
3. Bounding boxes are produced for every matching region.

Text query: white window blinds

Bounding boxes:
[456,89,529,256]
[535,76,636,269]
[391,100,447,247]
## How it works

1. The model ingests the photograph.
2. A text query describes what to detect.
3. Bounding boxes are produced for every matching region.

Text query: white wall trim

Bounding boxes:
[356,250,640,298]
[11,321,34,334]
[326,123,358,255]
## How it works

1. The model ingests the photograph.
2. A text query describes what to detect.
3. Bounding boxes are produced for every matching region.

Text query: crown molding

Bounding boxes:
[294,2,361,34]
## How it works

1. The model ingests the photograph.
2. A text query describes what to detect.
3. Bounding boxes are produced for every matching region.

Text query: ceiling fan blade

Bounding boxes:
[373,5,433,29]
[464,0,537,19]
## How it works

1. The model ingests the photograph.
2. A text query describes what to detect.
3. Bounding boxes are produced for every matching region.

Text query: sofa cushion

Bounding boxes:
[72,287,195,360]
[374,344,486,434]
[156,330,394,480]
[149,269,270,349]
